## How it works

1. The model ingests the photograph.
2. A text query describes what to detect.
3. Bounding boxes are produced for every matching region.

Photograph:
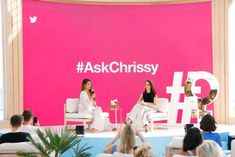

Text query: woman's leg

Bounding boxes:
[90,107,105,131]
[127,103,142,125]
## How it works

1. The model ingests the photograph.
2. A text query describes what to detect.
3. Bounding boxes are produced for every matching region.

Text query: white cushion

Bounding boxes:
[171,136,184,148]
[65,113,93,119]
[0,142,39,153]
[231,140,235,157]
[148,112,168,119]
[65,112,109,119]
[66,98,79,113]
[156,98,169,113]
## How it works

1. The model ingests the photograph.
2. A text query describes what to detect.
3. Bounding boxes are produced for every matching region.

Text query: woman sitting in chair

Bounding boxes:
[78,79,112,132]
[126,80,157,132]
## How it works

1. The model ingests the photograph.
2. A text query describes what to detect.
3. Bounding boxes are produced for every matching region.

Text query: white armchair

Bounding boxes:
[64,98,93,127]
[64,98,109,128]
[149,98,169,131]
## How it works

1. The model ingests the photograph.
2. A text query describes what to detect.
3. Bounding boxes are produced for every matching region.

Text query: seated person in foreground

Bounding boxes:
[126,80,158,131]
[196,140,223,157]
[178,127,203,156]
[134,143,155,157]
[20,110,40,135]
[104,125,146,155]
[0,114,31,144]
[200,114,222,147]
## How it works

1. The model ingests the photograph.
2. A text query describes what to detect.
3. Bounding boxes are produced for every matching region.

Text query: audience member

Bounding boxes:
[104,125,146,155]
[134,143,155,157]
[178,127,203,156]
[196,140,223,157]
[200,114,222,147]
[20,110,39,135]
[0,114,31,144]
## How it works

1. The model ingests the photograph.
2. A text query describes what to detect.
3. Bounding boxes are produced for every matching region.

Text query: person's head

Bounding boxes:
[81,79,92,92]
[119,125,136,154]
[10,114,23,130]
[22,110,33,125]
[196,140,223,157]
[184,81,193,97]
[144,80,156,97]
[200,114,217,132]
[208,89,217,101]
[134,143,155,157]
[183,127,203,152]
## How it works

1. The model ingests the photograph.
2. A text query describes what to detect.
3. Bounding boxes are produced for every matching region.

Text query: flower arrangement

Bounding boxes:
[110,99,119,109]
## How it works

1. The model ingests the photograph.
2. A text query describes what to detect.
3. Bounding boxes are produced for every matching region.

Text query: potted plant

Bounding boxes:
[17,127,92,157]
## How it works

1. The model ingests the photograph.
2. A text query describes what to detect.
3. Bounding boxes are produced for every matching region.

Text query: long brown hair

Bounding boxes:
[119,125,136,154]
[143,80,156,97]
[81,79,92,96]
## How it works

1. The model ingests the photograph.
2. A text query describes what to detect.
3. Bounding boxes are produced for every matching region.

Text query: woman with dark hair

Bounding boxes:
[78,79,111,132]
[178,127,203,156]
[200,114,222,147]
[126,80,157,131]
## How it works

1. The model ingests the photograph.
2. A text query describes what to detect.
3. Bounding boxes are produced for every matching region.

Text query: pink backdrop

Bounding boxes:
[23,0,212,125]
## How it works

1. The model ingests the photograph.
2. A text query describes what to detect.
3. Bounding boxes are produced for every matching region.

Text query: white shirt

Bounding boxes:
[78,90,95,113]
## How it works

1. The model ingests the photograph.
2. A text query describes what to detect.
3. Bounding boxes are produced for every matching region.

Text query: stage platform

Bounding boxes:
[0,124,233,157]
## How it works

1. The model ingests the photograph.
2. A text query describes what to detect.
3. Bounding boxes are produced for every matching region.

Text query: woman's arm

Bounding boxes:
[142,96,157,109]
[137,93,143,104]
[103,131,121,153]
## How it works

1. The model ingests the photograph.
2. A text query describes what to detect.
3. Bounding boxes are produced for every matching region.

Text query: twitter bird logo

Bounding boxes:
[30,16,37,23]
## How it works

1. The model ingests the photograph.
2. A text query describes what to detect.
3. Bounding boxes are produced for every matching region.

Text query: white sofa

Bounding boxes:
[0,142,41,157]
[64,98,109,128]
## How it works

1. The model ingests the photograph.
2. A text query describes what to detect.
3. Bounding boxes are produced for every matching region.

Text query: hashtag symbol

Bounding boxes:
[76,62,84,73]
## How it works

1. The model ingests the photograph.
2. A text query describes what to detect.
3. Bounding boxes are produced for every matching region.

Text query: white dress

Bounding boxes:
[78,90,109,131]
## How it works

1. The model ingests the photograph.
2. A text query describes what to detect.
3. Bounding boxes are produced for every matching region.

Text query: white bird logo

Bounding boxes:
[30,16,37,23]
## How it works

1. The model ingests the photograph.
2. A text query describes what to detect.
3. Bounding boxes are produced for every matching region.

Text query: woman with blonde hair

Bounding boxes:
[104,125,145,155]
[134,143,155,157]
[196,140,223,157]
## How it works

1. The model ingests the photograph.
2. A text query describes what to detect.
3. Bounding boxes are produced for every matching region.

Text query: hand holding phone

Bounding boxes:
[33,117,38,126]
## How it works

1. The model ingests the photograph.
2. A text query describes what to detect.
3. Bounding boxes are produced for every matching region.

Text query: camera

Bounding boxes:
[75,125,85,135]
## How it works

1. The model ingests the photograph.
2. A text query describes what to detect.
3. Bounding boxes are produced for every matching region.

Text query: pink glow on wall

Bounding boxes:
[23,0,212,125]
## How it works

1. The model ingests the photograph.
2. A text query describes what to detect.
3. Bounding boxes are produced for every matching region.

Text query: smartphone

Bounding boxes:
[33,117,38,125]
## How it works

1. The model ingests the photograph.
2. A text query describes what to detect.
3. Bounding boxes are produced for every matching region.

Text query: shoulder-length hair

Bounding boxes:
[143,80,157,97]
[200,114,217,132]
[119,125,136,154]
[183,127,203,152]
